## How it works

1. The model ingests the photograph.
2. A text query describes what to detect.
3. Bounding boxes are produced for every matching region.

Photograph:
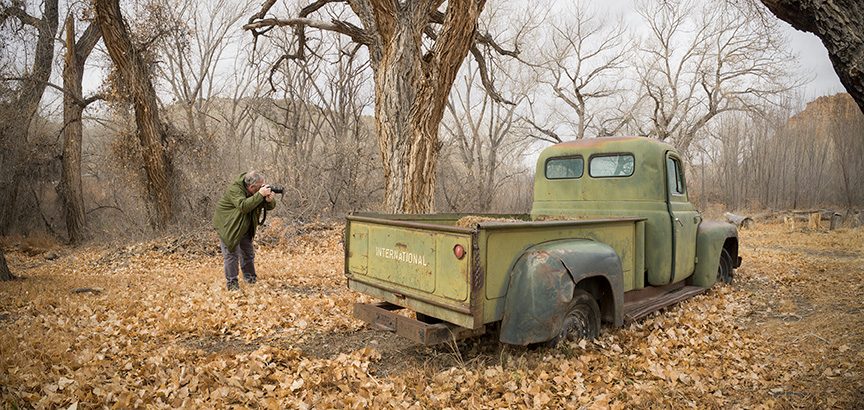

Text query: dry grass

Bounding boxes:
[1,218,861,408]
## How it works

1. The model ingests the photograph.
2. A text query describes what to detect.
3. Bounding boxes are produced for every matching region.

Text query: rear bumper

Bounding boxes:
[353,302,485,345]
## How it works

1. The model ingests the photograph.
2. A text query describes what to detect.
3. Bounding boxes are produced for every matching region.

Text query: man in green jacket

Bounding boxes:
[213,171,276,290]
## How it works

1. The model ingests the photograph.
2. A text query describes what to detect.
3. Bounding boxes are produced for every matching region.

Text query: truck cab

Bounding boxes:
[533,137,719,289]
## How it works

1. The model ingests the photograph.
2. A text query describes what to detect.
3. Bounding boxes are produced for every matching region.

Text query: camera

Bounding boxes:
[266,184,284,194]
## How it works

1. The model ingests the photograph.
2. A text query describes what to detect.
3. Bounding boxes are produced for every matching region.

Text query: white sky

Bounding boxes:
[66,0,845,116]
[588,0,844,100]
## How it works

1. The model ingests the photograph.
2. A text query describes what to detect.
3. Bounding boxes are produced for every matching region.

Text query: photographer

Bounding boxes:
[212,170,276,291]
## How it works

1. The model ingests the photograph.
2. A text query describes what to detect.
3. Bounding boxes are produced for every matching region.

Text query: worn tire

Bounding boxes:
[548,289,601,346]
[717,248,734,285]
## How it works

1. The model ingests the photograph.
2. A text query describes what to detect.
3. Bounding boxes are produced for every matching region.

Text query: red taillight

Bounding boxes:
[453,244,466,260]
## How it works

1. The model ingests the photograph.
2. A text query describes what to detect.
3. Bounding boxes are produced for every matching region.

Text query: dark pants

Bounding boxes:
[220,231,256,284]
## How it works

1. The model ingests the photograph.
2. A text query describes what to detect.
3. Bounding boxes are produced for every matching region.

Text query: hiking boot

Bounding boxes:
[226,281,240,291]
[244,275,257,285]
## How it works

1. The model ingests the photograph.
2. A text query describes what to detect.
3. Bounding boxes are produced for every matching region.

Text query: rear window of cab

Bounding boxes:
[545,156,584,179]
[589,154,635,177]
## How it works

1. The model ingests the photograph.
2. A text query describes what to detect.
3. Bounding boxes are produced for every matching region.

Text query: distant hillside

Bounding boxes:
[787,93,863,133]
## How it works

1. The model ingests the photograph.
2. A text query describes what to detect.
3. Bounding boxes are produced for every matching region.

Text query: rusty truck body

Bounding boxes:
[344,137,741,345]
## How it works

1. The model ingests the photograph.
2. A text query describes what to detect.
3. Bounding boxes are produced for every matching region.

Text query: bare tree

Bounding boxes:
[155,0,255,136]
[532,5,629,140]
[440,61,529,211]
[95,0,174,229]
[0,0,59,233]
[244,0,519,213]
[759,0,864,114]
[214,50,267,172]
[60,14,102,244]
[634,0,798,155]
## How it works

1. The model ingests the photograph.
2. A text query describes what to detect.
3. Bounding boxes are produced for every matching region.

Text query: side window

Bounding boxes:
[545,156,584,179]
[589,154,635,177]
[666,156,685,195]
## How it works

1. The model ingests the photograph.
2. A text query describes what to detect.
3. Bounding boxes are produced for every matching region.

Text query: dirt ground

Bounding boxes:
[1,218,862,408]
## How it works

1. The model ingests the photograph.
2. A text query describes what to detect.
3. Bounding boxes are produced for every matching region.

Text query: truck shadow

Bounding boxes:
[294,327,514,377]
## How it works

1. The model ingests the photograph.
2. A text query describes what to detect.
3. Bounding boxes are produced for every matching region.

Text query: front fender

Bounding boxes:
[690,221,738,288]
[499,239,624,345]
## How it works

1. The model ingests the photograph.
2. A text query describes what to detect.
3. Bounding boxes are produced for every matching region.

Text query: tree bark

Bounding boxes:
[0,0,59,234]
[0,248,11,281]
[760,0,864,114]
[61,17,102,244]
[246,0,492,213]
[359,0,486,213]
[95,0,173,229]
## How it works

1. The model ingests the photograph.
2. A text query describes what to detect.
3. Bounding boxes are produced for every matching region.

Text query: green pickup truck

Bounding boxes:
[345,137,741,345]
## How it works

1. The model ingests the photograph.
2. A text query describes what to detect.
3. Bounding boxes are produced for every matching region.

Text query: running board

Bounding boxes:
[623,284,707,323]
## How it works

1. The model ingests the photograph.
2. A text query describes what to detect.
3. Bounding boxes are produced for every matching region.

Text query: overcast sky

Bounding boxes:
[588,0,845,100]
[67,0,847,111]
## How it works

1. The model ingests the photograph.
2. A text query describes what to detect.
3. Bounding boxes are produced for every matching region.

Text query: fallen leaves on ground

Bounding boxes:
[1,219,862,408]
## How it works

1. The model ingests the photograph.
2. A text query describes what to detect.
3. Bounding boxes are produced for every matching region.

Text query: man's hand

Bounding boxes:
[258,185,272,197]
[264,193,274,203]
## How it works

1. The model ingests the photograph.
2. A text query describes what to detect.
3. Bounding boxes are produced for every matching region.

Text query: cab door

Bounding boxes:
[666,153,699,283]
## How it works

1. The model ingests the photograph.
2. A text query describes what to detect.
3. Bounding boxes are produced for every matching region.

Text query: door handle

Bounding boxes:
[675,218,683,227]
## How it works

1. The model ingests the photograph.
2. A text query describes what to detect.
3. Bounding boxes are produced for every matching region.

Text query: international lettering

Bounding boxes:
[374,247,429,267]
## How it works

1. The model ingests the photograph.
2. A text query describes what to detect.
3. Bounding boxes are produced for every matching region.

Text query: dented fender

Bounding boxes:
[690,221,738,288]
[499,239,624,345]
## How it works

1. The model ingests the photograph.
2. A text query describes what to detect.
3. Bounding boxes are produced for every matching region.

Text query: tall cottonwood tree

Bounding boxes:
[245,0,514,213]
[95,0,174,229]
[0,0,58,280]
[60,15,102,244]
[0,0,59,233]
[759,0,864,114]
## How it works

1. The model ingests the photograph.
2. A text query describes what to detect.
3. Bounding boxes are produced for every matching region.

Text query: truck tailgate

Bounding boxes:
[345,216,478,328]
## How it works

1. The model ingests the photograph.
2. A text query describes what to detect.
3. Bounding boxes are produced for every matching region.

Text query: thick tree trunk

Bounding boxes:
[367,0,485,214]
[61,17,101,244]
[0,248,11,281]
[760,0,864,114]
[95,0,173,229]
[0,0,59,234]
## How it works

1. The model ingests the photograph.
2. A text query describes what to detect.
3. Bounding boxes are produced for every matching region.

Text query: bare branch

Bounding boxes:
[2,76,88,107]
[243,17,371,44]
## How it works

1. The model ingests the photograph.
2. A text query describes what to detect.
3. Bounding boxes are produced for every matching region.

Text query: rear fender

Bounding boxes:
[499,239,624,345]
[690,221,738,288]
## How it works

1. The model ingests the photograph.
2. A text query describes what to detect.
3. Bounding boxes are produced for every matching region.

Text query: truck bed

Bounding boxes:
[345,213,646,331]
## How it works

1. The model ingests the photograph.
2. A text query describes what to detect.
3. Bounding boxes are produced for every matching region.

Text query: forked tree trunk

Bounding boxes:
[95,0,173,229]
[0,249,12,281]
[61,17,101,244]
[362,0,485,213]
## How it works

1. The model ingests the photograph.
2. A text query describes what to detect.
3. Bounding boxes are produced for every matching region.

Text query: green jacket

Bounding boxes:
[212,173,276,251]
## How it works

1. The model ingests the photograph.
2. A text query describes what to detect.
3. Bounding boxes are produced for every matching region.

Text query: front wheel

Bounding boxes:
[717,248,734,284]
[549,289,601,346]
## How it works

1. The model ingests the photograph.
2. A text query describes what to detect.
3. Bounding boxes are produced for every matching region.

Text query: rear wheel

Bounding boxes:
[717,248,734,284]
[549,289,601,346]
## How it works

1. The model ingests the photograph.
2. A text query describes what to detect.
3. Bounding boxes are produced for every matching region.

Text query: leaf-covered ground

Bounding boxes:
[1,219,862,408]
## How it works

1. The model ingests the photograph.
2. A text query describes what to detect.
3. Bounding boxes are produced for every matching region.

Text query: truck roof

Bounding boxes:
[533,136,680,207]
[539,136,674,158]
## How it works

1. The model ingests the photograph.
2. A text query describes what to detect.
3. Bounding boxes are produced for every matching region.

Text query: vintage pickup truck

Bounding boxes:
[344,137,741,345]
